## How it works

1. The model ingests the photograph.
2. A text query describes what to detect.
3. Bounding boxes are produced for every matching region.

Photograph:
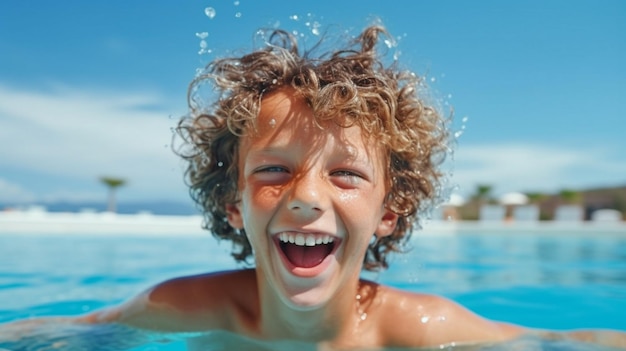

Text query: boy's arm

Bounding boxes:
[81,271,240,332]
[431,298,626,348]
[392,293,626,349]
[536,329,626,348]
[380,290,524,347]
[416,295,525,346]
[0,316,156,350]
[0,276,210,347]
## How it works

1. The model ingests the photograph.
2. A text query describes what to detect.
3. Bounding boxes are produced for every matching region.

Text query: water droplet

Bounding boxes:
[268,118,276,128]
[217,161,224,167]
[234,12,242,18]
[204,7,216,19]
[195,32,208,39]
[233,0,240,5]
[454,130,463,138]
[430,77,436,83]
[461,116,469,123]
[289,14,299,21]
[311,21,321,36]
[198,42,209,55]
[271,79,277,84]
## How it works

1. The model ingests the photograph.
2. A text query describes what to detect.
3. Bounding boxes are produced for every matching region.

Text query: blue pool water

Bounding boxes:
[1,227,625,350]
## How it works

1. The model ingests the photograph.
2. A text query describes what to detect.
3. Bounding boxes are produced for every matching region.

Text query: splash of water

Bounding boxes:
[454,116,468,139]
[305,20,321,36]
[204,7,216,19]
[196,32,211,55]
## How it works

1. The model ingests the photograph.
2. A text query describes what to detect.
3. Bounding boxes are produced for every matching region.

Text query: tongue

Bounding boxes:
[283,244,331,268]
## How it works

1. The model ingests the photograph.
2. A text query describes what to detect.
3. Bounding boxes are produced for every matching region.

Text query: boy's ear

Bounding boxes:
[375,209,398,237]
[225,203,244,229]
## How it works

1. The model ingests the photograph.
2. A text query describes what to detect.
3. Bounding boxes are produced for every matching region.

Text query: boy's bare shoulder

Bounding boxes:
[148,268,258,312]
[92,269,259,333]
[376,286,524,347]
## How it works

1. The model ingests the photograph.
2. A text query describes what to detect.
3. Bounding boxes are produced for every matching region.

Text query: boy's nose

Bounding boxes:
[287,173,327,215]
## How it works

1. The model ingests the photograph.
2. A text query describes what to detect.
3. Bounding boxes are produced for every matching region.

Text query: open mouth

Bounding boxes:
[275,232,339,269]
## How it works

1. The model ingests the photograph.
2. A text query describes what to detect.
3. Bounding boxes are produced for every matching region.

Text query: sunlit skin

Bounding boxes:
[71,87,526,349]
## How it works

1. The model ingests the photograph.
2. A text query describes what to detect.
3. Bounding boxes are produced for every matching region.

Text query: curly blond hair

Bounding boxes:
[176,25,449,271]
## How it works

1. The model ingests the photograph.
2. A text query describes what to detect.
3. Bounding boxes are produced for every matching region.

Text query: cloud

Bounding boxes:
[0,178,36,203]
[451,142,626,197]
[0,82,189,202]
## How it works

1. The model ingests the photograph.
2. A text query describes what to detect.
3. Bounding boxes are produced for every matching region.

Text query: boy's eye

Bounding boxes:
[256,166,288,173]
[331,169,364,187]
[332,170,359,177]
[252,165,290,183]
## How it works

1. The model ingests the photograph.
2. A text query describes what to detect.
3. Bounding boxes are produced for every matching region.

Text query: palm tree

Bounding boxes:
[474,184,493,205]
[559,188,582,205]
[525,192,547,204]
[100,176,126,213]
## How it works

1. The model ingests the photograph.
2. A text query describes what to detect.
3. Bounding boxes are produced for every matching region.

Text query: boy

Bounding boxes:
[149,25,522,348]
[1,25,624,350]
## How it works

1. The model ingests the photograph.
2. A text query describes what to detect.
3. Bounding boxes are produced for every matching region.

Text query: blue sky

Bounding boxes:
[1,1,624,207]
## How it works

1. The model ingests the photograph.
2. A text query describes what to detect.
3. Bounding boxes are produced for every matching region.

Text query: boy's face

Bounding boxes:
[226,87,398,309]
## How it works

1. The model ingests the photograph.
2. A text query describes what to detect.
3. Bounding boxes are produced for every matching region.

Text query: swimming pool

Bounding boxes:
[1,225,625,350]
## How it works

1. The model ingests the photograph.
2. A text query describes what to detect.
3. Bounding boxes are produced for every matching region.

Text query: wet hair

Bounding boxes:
[176,25,449,271]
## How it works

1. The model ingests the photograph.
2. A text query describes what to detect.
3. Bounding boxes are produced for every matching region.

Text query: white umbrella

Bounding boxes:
[499,192,529,206]
[445,193,466,207]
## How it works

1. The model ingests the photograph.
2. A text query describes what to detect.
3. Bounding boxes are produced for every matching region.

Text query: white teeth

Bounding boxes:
[305,236,316,246]
[295,233,305,246]
[278,232,335,247]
